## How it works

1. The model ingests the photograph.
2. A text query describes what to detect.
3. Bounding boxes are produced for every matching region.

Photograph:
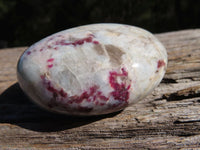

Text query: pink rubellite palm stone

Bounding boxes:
[17,24,167,116]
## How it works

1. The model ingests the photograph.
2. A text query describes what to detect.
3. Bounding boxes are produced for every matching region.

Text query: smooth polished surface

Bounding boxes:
[17,24,167,115]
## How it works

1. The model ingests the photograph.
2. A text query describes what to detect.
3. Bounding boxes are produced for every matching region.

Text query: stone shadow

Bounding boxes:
[0,83,121,132]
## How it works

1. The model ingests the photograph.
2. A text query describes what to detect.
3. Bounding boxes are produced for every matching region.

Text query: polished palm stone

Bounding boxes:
[17,23,167,115]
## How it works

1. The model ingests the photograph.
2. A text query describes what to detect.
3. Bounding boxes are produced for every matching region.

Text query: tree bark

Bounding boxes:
[0,29,200,149]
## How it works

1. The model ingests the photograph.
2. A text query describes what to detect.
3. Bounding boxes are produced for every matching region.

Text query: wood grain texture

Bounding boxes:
[0,29,200,149]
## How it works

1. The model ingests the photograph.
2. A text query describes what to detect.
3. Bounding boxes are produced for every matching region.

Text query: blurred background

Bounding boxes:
[0,0,200,48]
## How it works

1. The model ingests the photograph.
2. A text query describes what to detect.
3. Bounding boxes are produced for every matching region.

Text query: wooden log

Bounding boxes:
[0,29,200,149]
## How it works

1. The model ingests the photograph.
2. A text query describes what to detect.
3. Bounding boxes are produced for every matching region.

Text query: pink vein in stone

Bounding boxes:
[26,49,38,56]
[40,67,131,112]
[26,51,31,55]
[32,34,99,56]
[157,60,165,69]
[109,68,131,102]
[35,35,64,53]
[156,59,165,72]
[47,58,54,69]
[55,35,99,47]
[40,75,67,98]
[47,64,53,68]
[47,58,54,62]
[93,41,99,44]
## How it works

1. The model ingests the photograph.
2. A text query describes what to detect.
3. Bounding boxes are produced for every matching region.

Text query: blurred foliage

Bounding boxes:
[0,0,200,48]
